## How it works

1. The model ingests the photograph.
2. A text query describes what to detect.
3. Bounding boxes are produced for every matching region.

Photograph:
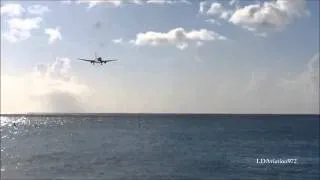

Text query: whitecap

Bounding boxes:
[1,116,30,127]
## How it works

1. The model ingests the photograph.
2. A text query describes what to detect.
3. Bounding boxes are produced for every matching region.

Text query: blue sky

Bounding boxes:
[1,0,319,114]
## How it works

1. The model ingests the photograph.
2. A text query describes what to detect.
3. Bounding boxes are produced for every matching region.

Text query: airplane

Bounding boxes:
[78,52,118,65]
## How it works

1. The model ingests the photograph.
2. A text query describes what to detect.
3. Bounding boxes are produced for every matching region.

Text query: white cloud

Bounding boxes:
[196,41,204,47]
[132,0,144,5]
[207,2,223,15]
[206,2,234,20]
[281,52,319,97]
[2,4,51,43]
[1,57,175,113]
[146,0,191,5]
[112,38,123,44]
[199,1,232,23]
[199,1,209,14]
[44,27,62,44]
[7,17,42,30]
[1,3,25,17]
[229,0,239,7]
[242,52,319,114]
[1,57,92,113]
[199,0,309,36]
[220,10,233,20]
[74,0,190,8]
[205,19,221,26]
[61,0,74,5]
[229,0,309,33]
[87,0,108,8]
[2,17,42,43]
[76,0,122,8]
[2,29,31,43]
[130,27,226,50]
[27,5,50,15]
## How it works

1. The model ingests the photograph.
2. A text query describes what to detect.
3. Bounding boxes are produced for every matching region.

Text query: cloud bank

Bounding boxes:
[1,3,52,43]
[1,3,25,17]
[27,5,50,15]
[229,0,309,32]
[1,57,91,113]
[199,0,309,35]
[1,53,319,114]
[2,17,42,43]
[130,27,226,50]
[68,0,191,8]
[76,0,122,8]
[146,0,191,5]
[112,38,123,44]
[242,53,319,113]
[44,27,62,44]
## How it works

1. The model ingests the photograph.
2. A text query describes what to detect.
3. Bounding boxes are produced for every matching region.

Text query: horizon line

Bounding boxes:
[1,112,319,116]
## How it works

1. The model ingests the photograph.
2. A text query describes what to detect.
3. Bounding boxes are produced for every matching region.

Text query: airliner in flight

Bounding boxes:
[78,53,118,65]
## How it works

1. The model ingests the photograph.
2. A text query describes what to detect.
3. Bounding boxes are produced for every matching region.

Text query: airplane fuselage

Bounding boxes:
[78,54,117,65]
[91,57,104,65]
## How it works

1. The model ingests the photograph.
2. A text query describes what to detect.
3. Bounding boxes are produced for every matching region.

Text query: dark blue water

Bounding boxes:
[1,114,319,179]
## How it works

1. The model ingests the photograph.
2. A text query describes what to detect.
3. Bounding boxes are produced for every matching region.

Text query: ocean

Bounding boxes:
[1,114,319,180]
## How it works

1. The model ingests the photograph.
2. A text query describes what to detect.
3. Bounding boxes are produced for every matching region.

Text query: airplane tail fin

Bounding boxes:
[94,52,97,59]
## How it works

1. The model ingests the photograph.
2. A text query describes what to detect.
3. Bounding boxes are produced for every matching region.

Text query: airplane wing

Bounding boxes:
[102,59,118,63]
[78,58,96,63]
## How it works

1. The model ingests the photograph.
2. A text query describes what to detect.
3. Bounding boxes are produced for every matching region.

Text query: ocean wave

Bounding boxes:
[1,116,29,127]
[1,116,67,128]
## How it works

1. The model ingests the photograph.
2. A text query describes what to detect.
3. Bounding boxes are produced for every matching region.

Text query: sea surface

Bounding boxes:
[0,114,319,180]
